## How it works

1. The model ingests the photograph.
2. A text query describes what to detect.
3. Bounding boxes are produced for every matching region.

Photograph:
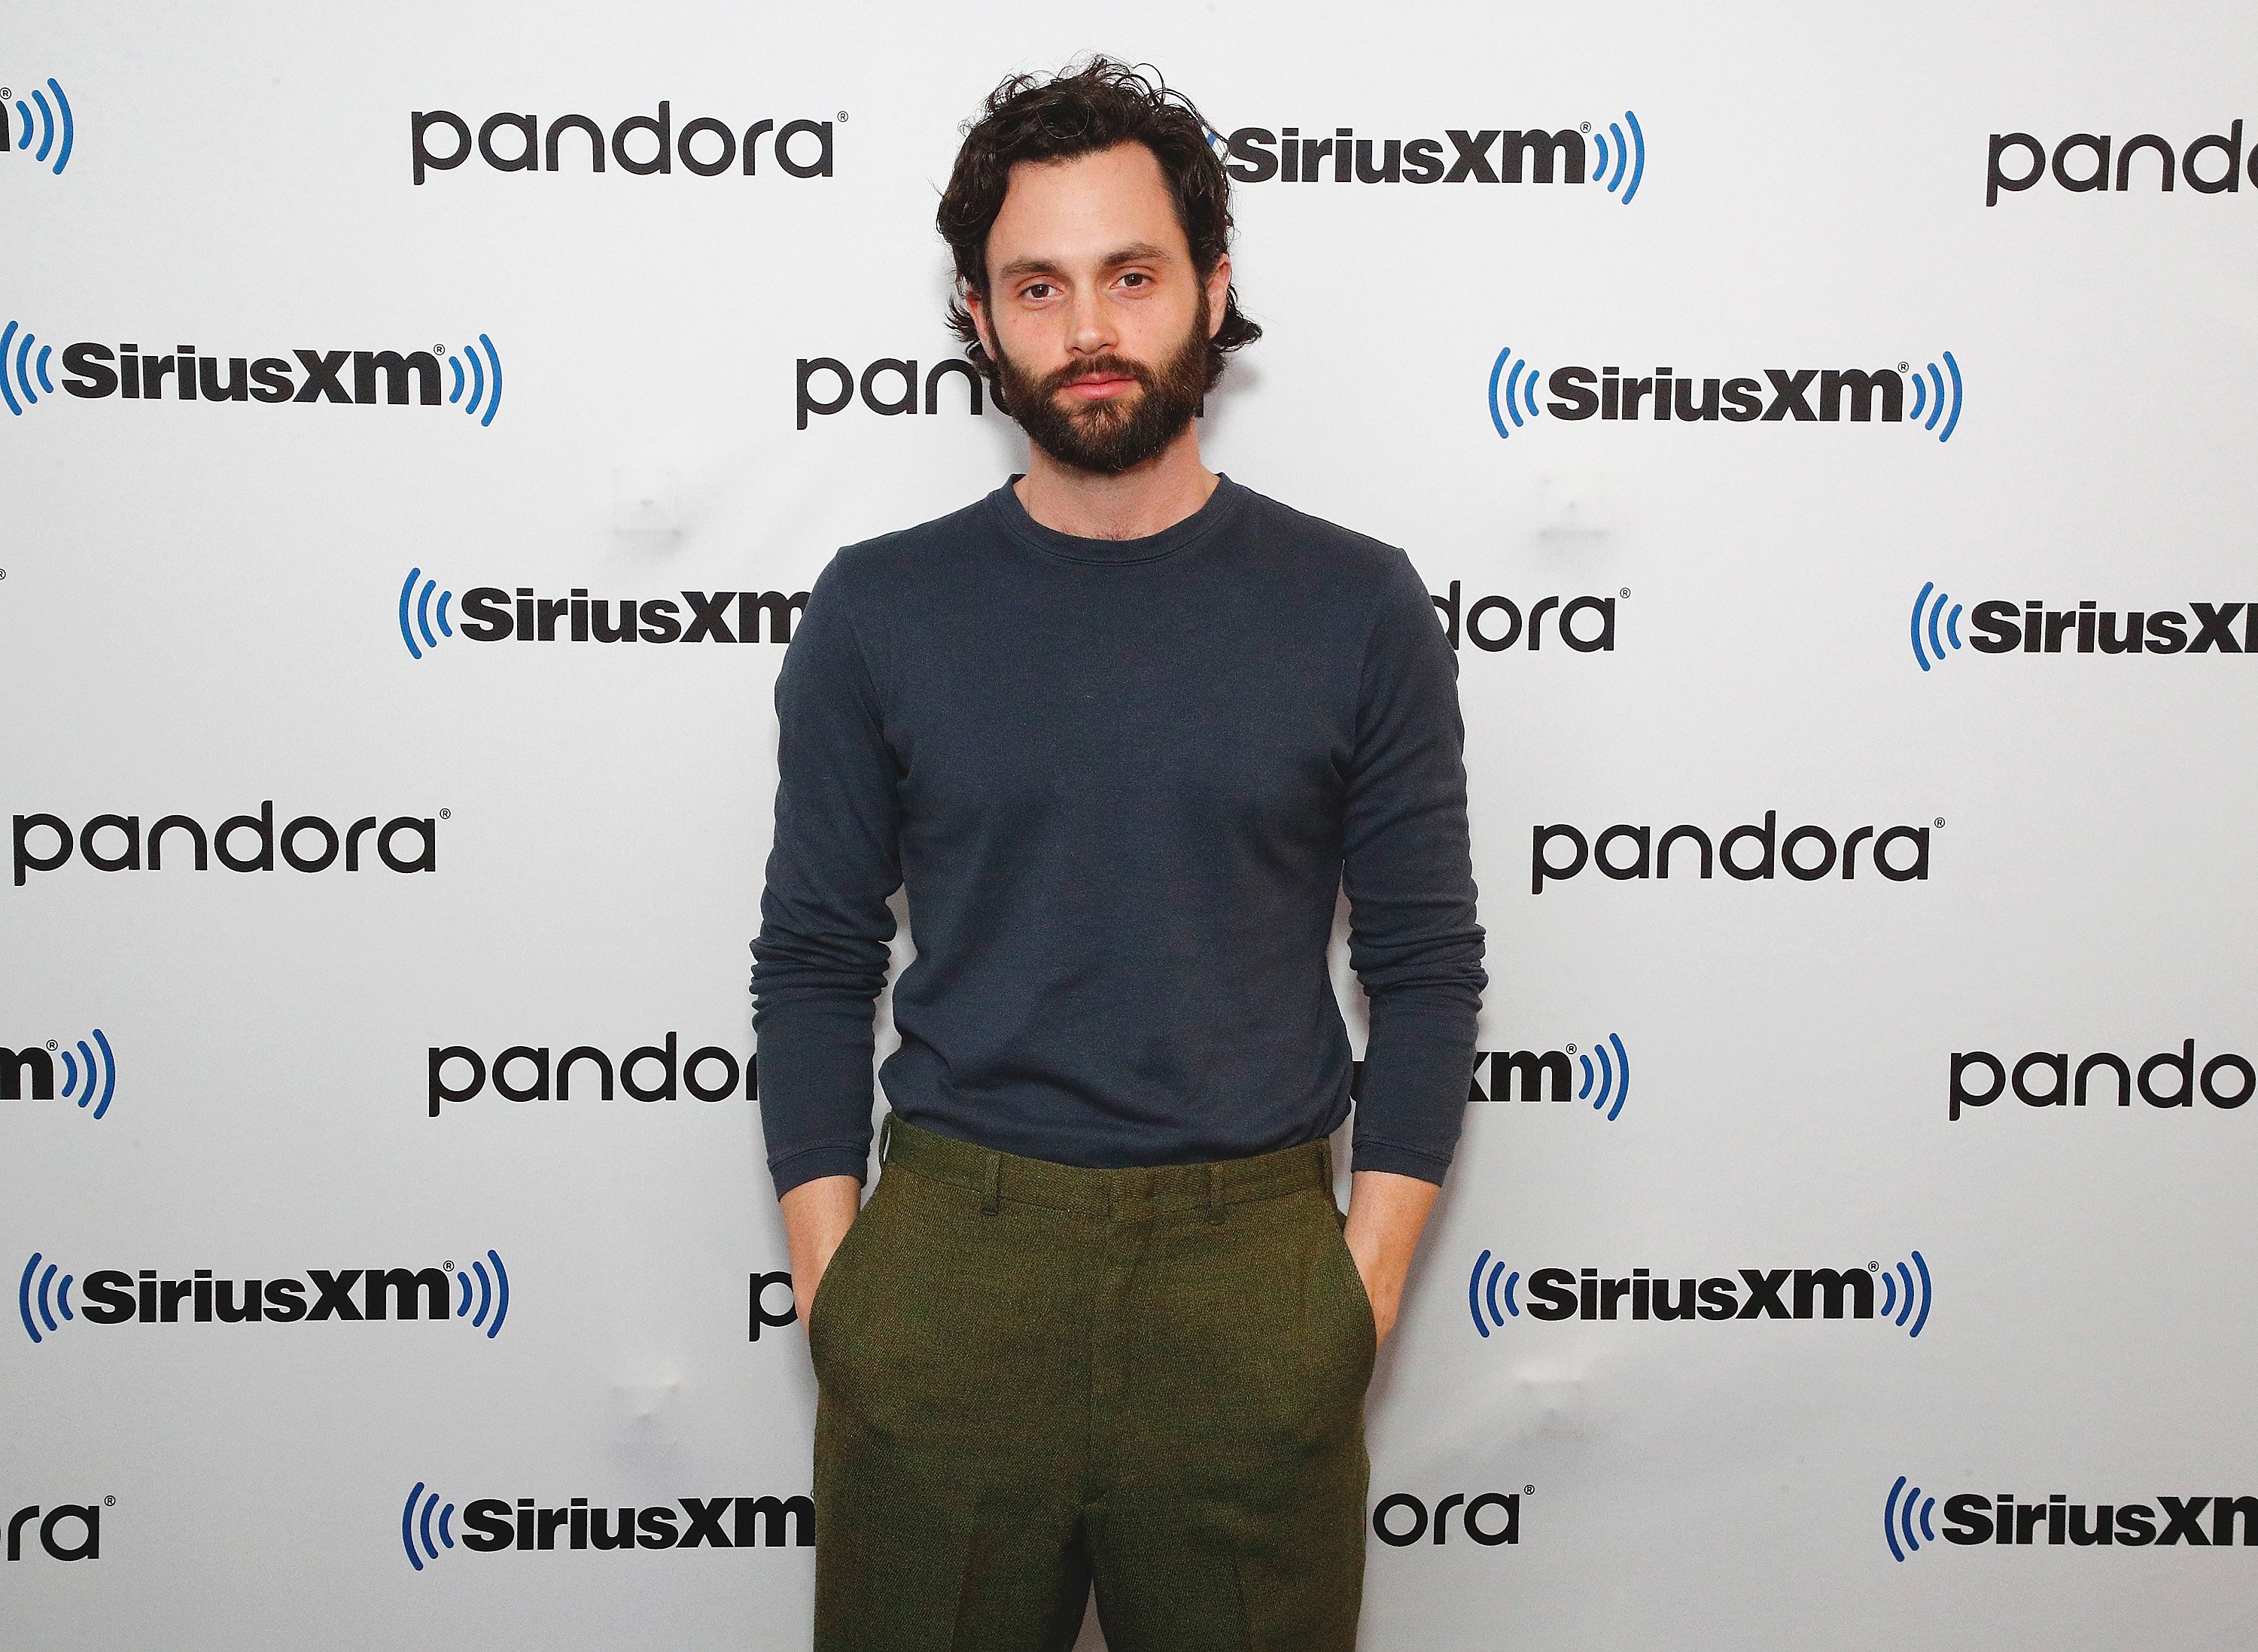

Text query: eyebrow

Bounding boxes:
[996,242,1175,281]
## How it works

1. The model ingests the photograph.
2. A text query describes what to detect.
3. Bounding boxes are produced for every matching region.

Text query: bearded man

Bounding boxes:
[750,58,1486,1652]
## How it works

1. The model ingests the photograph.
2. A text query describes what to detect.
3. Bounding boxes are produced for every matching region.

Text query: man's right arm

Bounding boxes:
[750,555,902,1217]
[781,1173,863,1328]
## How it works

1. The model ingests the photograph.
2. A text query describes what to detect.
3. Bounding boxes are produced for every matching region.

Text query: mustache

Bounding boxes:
[1036,355,1156,399]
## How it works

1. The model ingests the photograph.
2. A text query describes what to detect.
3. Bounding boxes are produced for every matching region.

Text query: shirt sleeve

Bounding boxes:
[1341,552,1487,1182]
[749,555,902,1197]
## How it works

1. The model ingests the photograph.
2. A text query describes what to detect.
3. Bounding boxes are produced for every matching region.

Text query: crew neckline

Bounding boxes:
[986,472,1248,565]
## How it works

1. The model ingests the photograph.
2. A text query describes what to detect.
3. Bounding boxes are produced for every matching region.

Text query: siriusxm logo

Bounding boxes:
[796,356,985,429]
[1988,122,2255,205]
[1886,1477,2258,1559]
[1213,114,1645,202]
[400,1483,812,1569]
[1468,1252,1933,1337]
[15,1251,510,1343]
[13,805,437,886]
[1471,1038,1631,1121]
[1910,585,2258,669]
[411,104,835,186]
[7,1502,101,1562]
[428,1035,756,1117]
[0,334,504,424]
[1949,1039,2253,1121]
[1356,1038,1631,1121]
[1371,1492,1520,1547]
[397,572,806,659]
[2,1030,117,1119]
[1486,347,1963,443]
[1531,812,1932,894]
[2,79,75,175]
[1429,582,1617,654]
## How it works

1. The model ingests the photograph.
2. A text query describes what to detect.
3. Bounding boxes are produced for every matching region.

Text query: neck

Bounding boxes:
[1014,424,1218,540]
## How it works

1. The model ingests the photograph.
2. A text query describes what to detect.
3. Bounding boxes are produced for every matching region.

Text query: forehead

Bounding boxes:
[988,141,1189,269]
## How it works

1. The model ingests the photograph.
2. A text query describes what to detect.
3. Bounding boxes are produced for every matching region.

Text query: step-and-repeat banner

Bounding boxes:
[6,5,2254,1647]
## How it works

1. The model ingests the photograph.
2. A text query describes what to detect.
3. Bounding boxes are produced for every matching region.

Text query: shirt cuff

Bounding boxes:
[1350,1137,1454,1185]
[768,1142,872,1199]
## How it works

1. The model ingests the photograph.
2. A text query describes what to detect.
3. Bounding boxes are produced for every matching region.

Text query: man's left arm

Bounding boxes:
[1344,1169,1441,1346]
[1338,551,1489,1345]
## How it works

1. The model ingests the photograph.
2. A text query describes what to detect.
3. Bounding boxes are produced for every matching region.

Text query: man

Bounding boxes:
[751,59,1484,1652]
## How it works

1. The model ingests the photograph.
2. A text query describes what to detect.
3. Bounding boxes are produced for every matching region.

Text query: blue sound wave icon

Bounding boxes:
[1876,1250,1932,1338]
[57,1028,117,1120]
[1487,346,1542,440]
[1587,111,1645,204]
[6,79,75,175]
[446,335,504,427]
[401,1482,458,1571]
[398,567,455,660]
[1909,582,1962,671]
[16,1252,75,1346]
[1466,1249,1520,1337]
[1575,1033,1630,1121]
[0,319,55,418]
[452,1249,511,1338]
[1904,351,1963,442]
[1884,1474,1937,1562]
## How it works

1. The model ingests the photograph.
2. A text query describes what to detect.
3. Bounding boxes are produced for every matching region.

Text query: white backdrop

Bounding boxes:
[5,3,2256,1647]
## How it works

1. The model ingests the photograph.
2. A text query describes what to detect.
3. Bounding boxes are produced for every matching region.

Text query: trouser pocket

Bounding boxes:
[805,1175,887,1374]
[1324,1202,1379,1361]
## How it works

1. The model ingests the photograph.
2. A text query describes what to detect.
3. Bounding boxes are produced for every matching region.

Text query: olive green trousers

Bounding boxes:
[808,1114,1377,1652]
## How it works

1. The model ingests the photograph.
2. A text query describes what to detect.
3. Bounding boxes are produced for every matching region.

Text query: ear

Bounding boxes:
[1204,254,1232,338]
[965,284,1000,359]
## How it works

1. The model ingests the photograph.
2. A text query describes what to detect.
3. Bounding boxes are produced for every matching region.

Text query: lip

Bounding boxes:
[1060,375,1137,400]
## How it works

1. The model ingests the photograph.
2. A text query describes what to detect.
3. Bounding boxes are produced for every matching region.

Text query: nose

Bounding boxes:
[1065,285,1118,357]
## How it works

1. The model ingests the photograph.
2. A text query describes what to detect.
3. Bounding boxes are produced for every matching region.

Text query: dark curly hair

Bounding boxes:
[938,57,1261,404]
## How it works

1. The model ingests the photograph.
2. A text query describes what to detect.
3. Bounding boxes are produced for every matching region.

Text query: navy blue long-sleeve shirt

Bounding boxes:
[750,476,1485,1197]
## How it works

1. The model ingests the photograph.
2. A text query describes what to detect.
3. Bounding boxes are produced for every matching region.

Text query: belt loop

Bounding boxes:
[1206,1162,1225,1224]
[877,1112,895,1166]
[981,1152,1001,1216]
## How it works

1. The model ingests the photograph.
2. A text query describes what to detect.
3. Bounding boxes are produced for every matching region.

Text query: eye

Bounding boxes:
[1118,271,1152,289]
[1020,281,1056,300]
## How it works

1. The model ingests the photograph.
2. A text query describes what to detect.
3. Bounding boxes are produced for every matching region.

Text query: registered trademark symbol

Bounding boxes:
[1579,122,1590,133]
[1934,817,1945,827]
[103,1495,115,1507]
[1524,1483,1535,1495]
[1868,1261,1879,1270]
[1899,361,1910,372]
[46,1039,57,1051]
[444,1260,455,1271]
[1,90,11,103]
[838,111,848,121]
[435,343,446,356]
[1564,1043,1577,1054]
[1619,587,1630,598]
[439,808,452,820]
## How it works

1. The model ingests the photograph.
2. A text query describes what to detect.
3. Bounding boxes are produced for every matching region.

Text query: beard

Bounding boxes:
[993,297,1210,477]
